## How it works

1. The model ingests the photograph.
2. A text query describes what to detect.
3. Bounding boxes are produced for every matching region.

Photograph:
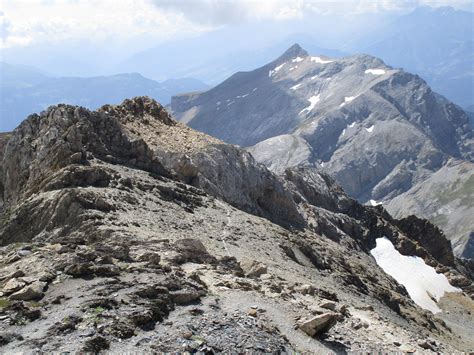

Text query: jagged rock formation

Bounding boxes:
[0,97,473,352]
[170,44,474,259]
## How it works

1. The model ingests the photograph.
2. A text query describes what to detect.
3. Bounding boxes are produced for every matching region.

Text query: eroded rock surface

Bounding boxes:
[0,97,472,352]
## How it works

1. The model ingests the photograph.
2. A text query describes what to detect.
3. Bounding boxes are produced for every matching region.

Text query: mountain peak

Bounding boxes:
[277,43,308,62]
[100,96,176,126]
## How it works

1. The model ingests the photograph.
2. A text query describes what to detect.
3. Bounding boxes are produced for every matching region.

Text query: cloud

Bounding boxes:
[0,0,212,49]
[0,0,472,49]
[149,0,473,24]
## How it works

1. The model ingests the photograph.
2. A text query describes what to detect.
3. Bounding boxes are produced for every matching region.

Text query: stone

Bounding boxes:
[38,271,56,282]
[319,301,337,311]
[90,264,120,277]
[17,250,31,257]
[20,276,37,284]
[170,289,202,305]
[2,270,25,281]
[174,238,215,263]
[64,263,92,277]
[418,339,436,350]
[0,333,24,346]
[298,312,339,337]
[135,251,161,265]
[182,330,193,339]
[338,304,349,315]
[3,278,26,294]
[82,336,110,353]
[294,284,315,295]
[239,259,268,278]
[248,308,258,317]
[9,281,46,301]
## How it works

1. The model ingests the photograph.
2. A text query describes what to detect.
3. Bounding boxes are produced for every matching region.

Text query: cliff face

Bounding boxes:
[0,97,472,352]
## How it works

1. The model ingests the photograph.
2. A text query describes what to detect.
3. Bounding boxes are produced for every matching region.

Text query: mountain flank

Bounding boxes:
[170,44,474,259]
[0,97,472,352]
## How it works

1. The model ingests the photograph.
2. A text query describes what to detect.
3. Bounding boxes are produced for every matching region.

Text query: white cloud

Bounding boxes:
[0,0,212,49]
[150,0,473,23]
[0,0,472,49]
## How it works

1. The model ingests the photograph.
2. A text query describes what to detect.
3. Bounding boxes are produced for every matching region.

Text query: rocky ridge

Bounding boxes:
[170,44,474,259]
[0,97,473,352]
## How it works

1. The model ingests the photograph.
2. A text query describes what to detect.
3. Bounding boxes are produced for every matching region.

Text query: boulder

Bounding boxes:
[239,259,268,278]
[170,289,202,305]
[2,270,25,281]
[298,312,339,336]
[9,281,46,301]
[134,251,161,265]
[320,301,337,311]
[3,278,26,294]
[174,238,215,263]
[294,284,315,295]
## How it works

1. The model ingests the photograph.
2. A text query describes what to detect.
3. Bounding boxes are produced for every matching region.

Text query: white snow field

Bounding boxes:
[369,199,382,206]
[371,237,460,313]
[292,56,305,63]
[340,96,356,107]
[311,56,333,64]
[268,63,286,77]
[300,95,320,114]
[290,83,303,90]
[365,68,386,75]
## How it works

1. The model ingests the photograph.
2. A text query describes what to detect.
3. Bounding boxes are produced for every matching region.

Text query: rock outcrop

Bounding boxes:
[0,97,472,352]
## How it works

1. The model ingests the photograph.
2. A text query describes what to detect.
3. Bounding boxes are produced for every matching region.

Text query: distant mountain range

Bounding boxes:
[170,44,474,259]
[359,6,473,109]
[0,62,208,132]
[121,7,473,109]
[118,34,347,85]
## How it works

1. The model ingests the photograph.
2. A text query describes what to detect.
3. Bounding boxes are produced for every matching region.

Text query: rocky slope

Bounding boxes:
[0,97,473,352]
[170,44,474,259]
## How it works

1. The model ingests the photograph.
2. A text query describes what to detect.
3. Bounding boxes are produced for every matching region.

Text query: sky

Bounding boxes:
[1,0,473,50]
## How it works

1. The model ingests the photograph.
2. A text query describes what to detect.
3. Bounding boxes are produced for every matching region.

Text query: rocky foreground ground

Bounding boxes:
[0,97,473,353]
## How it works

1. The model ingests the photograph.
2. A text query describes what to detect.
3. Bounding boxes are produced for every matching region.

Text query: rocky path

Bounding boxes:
[215,200,233,258]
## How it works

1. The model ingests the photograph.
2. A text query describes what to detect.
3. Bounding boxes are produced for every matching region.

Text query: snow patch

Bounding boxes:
[289,66,298,71]
[348,122,356,128]
[371,237,460,313]
[310,56,333,64]
[252,88,258,92]
[290,83,303,90]
[341,129,346,136]
[227,101,235,106]
[236,93,249,99]
[269,63,286,77]
[299,95,320,114]
[292,56,305,63]
[339,96,356,107]
[369,199,381,206]
[310,75,318,80]
[366,125,374,133]
[365,68,386,75]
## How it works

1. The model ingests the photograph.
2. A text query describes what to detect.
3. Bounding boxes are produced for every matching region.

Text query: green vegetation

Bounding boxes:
[0,298,11,309]
[28,301,43,308]
[191,335,207,344]
[91,306,105,314]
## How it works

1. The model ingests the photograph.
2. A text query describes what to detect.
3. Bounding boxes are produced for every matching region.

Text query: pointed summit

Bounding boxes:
[277,43,308,62]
